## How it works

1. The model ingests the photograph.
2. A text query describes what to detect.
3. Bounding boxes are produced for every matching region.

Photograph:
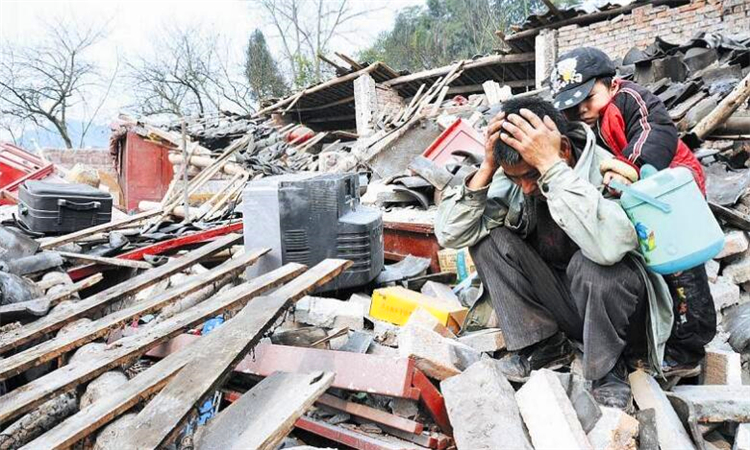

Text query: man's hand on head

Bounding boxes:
[499,108,564,175]
[467,111,505,191]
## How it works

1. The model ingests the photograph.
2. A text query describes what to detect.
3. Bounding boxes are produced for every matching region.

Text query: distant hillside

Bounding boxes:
[17,121,111,150]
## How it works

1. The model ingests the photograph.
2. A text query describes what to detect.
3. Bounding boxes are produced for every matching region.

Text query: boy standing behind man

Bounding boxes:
[550,47,715,375]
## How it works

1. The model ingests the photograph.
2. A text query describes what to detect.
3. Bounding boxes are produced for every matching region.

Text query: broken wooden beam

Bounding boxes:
[630,370,697,450]
[167,153,247,176]
[0,264,304,426]
[39,209,162,250]
[692,71,750,140]
[383,53,535,88]
[22,261,347,449]
[118,259,351,449]
[0,248,268,381]
[57,251,152,270]
[0,233,243,355]
[196,372,334,450]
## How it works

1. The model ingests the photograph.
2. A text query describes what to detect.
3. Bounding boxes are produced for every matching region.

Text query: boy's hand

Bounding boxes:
[499,108,563,174]
[603,171,633,197]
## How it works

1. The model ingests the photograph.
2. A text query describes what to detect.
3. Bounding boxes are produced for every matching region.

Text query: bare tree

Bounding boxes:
[0,19,112,148]
[127,26,254,118]
[254,0,372,87]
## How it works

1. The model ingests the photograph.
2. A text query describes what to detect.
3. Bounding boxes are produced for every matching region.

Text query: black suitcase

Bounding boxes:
[18,181,113,234]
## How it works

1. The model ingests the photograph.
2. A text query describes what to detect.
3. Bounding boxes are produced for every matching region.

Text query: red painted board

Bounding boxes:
[121,131,174,211]
[412,369,452,436]
[236,344,419,399]
[67,221,243,280]
[0,142,55,205]
[116,221,243,261]
[383,225,441,273]
[147,337,419,399]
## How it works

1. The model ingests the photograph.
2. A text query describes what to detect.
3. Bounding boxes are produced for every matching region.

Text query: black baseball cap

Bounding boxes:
[550,47,616,111]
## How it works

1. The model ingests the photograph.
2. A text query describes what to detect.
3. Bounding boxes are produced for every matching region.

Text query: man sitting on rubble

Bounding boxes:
[434,96,673,409]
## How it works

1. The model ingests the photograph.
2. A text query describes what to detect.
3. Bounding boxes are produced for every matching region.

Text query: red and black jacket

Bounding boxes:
[597,79,706,193]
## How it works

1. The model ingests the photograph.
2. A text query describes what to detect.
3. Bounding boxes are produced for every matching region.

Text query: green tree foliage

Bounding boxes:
[359,0,578,72]
[245,29,289,100]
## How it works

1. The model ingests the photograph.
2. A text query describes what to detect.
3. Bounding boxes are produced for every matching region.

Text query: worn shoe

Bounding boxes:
[592,358,633,411]
[662,357,701,378]
[496,332,574,382]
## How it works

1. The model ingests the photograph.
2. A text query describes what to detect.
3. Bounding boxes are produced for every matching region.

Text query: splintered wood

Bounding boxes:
[1,264,303,426]
[19,260,350,449]
[0,233,243,355]
[196,372,334,450]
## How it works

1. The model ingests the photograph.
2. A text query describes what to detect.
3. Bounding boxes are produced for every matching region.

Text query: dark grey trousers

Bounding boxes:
[469,226,648,380]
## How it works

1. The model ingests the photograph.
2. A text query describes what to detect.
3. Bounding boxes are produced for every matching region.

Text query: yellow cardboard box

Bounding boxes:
[369,286,468,333]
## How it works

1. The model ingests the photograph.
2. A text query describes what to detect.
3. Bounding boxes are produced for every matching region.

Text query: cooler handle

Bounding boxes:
[609,180,672,213]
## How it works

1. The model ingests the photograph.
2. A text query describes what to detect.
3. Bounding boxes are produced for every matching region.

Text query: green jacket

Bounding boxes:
[435,123,672,375]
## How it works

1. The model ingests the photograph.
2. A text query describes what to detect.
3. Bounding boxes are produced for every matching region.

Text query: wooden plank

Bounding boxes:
[693,71,750,140]
[0,264,304,426]
[39,209,162,250]
[58,251,153,270]
[0,233,242,355]
[197,372,334,450]
[384,54,535,87]
[629,370,697,450]
[0,248,269,382]
[118,259,352,449]
[672,386,750,423]
[21,264,314,450]
[316,393,424,435]
[253,63,383,117]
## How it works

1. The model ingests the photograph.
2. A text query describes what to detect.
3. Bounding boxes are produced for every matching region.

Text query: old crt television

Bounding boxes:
[241,172,383,291]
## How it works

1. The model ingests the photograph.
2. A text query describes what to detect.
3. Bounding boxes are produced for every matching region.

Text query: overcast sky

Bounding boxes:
[0,0,424,123]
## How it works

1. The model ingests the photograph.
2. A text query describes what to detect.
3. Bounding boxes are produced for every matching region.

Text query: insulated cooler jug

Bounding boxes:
[616,165,724,274]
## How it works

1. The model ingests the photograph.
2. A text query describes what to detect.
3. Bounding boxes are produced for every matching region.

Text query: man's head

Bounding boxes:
[492,97,573,197]
[550,47,617,125]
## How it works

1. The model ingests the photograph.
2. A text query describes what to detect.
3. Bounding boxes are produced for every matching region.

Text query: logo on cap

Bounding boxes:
[551,57,582,94]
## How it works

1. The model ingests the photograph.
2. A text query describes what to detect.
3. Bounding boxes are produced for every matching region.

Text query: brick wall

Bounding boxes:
[376,84,405,112]
[41,148,117,176]
[557,0,750,59]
